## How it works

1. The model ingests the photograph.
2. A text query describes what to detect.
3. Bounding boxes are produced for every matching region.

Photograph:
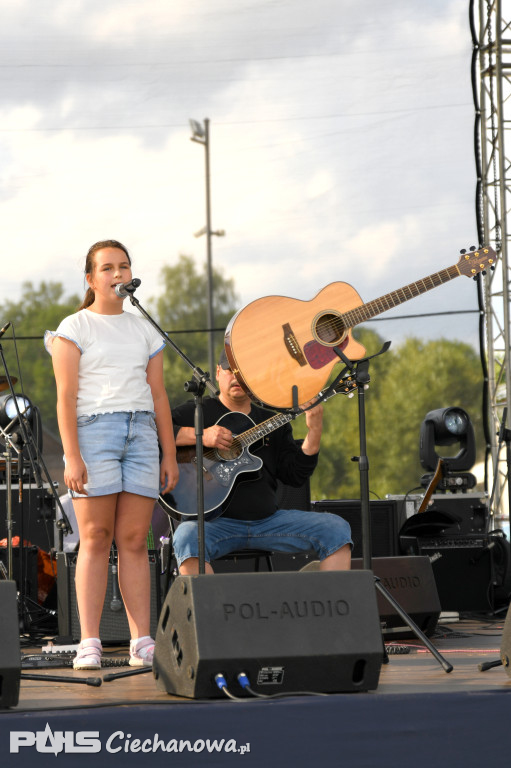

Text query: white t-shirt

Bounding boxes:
[44,309,165,417]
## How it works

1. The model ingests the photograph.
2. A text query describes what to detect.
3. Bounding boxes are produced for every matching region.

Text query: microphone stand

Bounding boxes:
[333,342,453,674]
[124,284,218,576]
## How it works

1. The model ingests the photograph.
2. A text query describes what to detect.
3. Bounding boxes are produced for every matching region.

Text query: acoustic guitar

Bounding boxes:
[224,247,496,409]
[159,375,357,521]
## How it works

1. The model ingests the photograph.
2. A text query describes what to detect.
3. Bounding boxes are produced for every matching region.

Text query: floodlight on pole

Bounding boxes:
[189,118,225,380]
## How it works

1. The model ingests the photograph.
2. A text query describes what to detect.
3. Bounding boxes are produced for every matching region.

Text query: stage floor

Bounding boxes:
[2,616,511,767]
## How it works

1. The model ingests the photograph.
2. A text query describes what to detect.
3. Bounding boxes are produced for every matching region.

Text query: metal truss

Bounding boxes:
[476,0,511,523]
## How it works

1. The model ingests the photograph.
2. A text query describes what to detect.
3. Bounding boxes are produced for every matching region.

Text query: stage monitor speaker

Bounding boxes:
[352,556,441,638]
[500,603,511,677]
[153,571,384,699]
[0,581,21,709]
[56,550,163,643]
[313,499,404,558]
[401,535,494,613]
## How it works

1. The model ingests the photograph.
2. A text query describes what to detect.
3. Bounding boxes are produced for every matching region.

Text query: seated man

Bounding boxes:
[171,350,352,574]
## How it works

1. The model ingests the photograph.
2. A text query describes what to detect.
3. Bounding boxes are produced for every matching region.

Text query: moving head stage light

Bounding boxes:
[419,406,476,491]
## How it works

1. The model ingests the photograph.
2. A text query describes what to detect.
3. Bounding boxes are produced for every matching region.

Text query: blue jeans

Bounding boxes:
[172,509,352,567]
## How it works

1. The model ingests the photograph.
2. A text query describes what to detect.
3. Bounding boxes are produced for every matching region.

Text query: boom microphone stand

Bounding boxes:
[334,343,453,674]
[122,281,218,576]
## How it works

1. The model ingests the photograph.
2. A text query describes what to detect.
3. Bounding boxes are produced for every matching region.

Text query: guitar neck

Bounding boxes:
[343,264,460,328]
[232,378,353,451]
[235,412,294,450]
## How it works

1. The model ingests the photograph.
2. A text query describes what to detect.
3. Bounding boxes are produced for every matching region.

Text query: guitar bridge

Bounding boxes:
[283,323,307,366]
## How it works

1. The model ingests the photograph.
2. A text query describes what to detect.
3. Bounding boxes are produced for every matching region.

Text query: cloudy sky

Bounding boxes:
[0,0,482,348]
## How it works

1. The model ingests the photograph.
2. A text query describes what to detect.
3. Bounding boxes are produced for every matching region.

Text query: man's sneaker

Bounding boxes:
[129,636,155,667]
[73,638,102,670]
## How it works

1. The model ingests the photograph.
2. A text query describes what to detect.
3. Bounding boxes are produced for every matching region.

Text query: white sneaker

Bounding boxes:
[73,638,102,670]
[129,636,155,667]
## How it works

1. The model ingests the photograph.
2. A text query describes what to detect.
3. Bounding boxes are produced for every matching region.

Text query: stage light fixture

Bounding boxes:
[419,406,477,490]
[0,393,33,431]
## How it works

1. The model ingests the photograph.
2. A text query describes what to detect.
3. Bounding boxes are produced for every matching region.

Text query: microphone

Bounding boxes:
[0,321,11,338]
[109,563,123,612]
[114,278,141,297]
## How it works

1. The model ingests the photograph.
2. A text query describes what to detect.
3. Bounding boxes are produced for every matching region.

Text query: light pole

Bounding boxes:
[189,118,225,380]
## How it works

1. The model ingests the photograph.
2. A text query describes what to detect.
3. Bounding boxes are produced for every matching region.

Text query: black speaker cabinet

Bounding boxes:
[153,571,384,699]
[0,545,39,604]
[0,581,21,709]
[500,603,511,677]
[401,535,494,613]
[0,486,55,551]
[352,556,441,638]
[313,499,404,558]
[425,495,489,535]
[57,550,163,643]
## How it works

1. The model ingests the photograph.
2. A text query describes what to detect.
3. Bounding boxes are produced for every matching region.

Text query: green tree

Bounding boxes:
[151,254,239,406]
[0,282,80,436]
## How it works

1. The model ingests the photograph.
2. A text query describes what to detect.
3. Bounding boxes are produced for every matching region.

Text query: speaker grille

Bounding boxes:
[57,551,162,643]
[313,499,403,558]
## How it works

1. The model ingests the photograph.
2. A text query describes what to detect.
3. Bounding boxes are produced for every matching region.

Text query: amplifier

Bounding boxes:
[57,550,164,643]
[400,534,495,613]
[388,492,489,536]
[313,499,404,558]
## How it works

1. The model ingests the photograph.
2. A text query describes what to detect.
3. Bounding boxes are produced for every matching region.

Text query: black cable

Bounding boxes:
[236,672,328,699]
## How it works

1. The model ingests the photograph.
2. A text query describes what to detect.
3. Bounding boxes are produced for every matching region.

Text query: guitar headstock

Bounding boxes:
[324,374,359,400]
[457,246,497,278]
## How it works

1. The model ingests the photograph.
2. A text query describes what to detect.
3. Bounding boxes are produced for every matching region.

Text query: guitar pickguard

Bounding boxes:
[303,337,349,369]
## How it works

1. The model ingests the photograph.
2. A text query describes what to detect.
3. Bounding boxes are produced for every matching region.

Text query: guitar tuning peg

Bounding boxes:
[470,245,476,251]
[460,249,466,254]
[348,392,354,398]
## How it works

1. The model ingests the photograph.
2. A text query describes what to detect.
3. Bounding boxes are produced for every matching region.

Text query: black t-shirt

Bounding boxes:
[171,397,318,521]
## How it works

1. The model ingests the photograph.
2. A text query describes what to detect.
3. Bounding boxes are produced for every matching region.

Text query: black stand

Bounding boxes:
[126,289,218,575]
[0,333,72,633]
[336,343,453,674]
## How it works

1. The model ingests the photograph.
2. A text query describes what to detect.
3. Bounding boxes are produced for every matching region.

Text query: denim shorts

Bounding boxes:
[68,411,159,499]
[171,509,353,567]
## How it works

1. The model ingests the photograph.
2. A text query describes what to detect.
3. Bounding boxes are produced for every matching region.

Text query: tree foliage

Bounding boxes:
[151,254,239,406]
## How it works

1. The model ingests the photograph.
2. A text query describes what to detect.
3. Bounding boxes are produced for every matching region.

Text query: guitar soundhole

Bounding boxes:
[217,445,243,462]
[314,312,345,345]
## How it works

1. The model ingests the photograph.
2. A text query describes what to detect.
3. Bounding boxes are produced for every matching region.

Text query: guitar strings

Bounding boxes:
[317,266,460,338]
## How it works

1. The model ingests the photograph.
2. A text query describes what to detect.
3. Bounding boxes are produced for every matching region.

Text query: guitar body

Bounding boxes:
[159,412,263,521]
[225,281,366,409]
